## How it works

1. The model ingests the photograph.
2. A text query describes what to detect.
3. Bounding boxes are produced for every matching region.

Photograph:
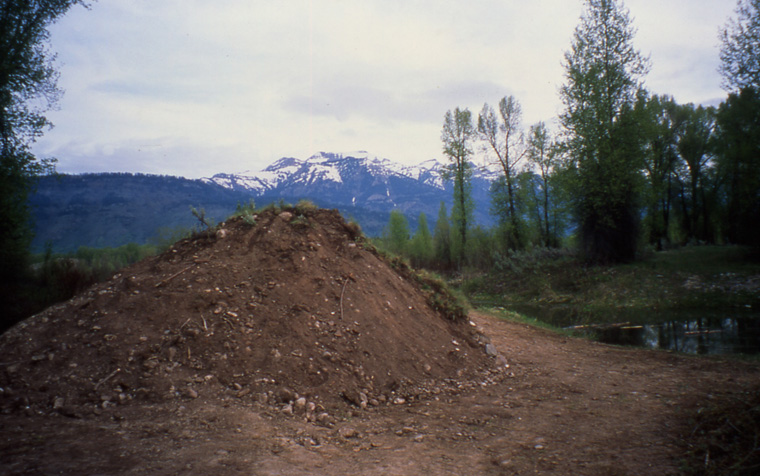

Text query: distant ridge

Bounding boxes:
[30,152,498,252]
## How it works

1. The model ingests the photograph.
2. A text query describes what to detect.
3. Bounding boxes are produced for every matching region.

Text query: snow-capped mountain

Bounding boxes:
[204,151,443,193]
[202,151,498,232]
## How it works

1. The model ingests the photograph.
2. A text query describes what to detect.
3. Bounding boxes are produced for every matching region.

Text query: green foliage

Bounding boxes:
[190,205,214,234]
[233,199,258,226]
[433,202,452,270]
[381,210,410,256]
[0,0,89,157]
[381,255,469,322]
[71,243,157,278]
[719,0,760,92]
[290,214,310,228]
[560,0,649,263]
[715,88,760,248]
[149,225,192,251]
[478,96,528,249]
[408,213,434,268]
[0,0,90,331]
[0,153,36,281]
[489,175,528,250]
[241,214,258,226]
[527,122,563,248]
[675,103,719,243]
[234,199,256,215]
[464,245,760,328]
[441,107,475,265]
[635,93,683,248]
[486,307,577,336]
[1,240,158,333]
[295,199,318,214]
[465,225,498,271]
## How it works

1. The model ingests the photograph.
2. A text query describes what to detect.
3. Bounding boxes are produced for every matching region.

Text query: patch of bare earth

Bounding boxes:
[1,208,757,475]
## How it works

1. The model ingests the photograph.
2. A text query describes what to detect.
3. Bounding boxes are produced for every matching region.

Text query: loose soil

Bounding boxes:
[1,208,758,475]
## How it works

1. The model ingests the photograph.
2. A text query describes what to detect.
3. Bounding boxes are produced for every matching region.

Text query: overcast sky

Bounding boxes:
[32,0,737,179]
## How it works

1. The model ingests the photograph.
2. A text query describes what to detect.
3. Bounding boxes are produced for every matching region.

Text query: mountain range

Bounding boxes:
[203,151,497,226]
[30,151,498,252]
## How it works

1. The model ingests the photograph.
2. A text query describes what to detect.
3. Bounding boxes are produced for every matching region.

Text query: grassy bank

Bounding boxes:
[462,246,760,327]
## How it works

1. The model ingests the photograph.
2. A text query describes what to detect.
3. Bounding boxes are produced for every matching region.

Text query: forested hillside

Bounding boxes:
[29,172,421,252]
[29,173,251,252]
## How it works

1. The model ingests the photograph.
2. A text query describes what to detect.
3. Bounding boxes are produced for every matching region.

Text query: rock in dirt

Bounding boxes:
[294,397,307,413]
[338,427,359,439]
[275,387,295,404]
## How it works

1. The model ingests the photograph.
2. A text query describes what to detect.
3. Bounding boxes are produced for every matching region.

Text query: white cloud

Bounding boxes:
[33,0,738,178]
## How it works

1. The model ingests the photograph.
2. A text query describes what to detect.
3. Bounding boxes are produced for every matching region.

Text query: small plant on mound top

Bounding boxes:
[294,199,318,214]
[190,206,215,237]
[232,199,258,226]
[290,214,311,229]
[260,200,292,215]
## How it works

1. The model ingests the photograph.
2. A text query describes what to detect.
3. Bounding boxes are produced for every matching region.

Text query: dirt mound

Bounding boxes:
[0,207,497,421]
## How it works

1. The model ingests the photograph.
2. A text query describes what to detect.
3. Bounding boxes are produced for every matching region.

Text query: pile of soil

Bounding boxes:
[0,207,497,422]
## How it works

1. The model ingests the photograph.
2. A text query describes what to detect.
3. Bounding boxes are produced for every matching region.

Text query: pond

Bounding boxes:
[574,315,760,355]
[499,303,760,355]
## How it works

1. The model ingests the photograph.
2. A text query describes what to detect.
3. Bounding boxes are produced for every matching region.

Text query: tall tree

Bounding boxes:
[526,122,558,247]
[441,107,475,265]
[559,0,649,263]
[719,0,760,92]
[635,93,685,247]
[715,88,760,247]
[717,1,760,249]
[1,0,89,328]
[383,210,410,256]
[432,201,452,270]
[477,96,527,248]
[408,212,434,268]
[675,104,717,242]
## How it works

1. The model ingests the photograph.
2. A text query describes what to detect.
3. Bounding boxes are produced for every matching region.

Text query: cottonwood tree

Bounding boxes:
[433,201,452,270]
[717,1,760,248]
[634,93,686,248]
[441,107,475,266]
[715,88,760,246]
[477,96,527,249]
[559,0,649,263]
[526,122,559,247]
[675,104,717,243]
[719,0,760,92]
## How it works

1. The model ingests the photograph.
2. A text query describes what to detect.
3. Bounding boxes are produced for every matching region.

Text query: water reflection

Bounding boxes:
[583,316,760,355]
[484,301,760,355]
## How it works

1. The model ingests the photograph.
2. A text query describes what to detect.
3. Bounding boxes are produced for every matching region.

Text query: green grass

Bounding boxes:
[482,306,578,337]
[464,246,760,327]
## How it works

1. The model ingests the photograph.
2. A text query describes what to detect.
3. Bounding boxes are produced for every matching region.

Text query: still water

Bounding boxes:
[503,303,760,355]
[580,316,760,355]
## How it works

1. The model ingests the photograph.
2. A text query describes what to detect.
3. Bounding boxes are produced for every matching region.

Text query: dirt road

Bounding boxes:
[3,310,756,475]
